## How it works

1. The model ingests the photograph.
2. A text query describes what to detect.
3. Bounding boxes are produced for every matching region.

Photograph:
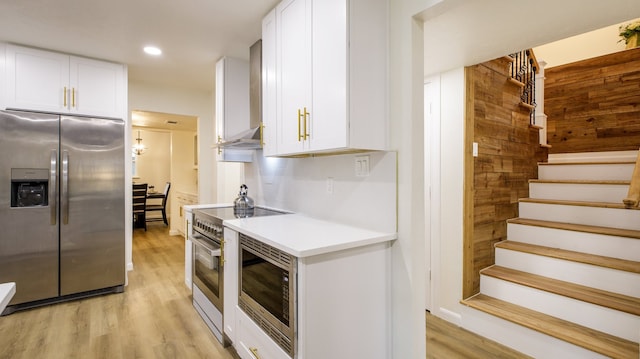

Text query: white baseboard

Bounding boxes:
[434,306,462,326]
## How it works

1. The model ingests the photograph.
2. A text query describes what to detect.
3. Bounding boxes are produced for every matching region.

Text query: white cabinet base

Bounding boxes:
[184,208,194,289]
[296,242,391,359]
[236,307,291,359]
[223,228,239,344]
[232,240,392,359]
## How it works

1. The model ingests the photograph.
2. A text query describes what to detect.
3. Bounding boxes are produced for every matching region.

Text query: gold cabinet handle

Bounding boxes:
[297,109,303,141]
[220,238,225,266]
[217,135,222,155]
[72,88,76,108]
[249,347,261,359]
[63,86,67,107]
[259,122,265,147]
[303,107,310,140]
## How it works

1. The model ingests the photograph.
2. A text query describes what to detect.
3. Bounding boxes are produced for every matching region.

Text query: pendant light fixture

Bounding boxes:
[133,130,146,155]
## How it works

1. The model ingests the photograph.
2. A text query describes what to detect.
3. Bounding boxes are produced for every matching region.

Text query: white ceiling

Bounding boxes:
[132,110,197,131]
[0,0,279,92]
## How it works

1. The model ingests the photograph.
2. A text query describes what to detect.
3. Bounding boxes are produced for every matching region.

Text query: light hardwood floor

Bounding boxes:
[0,223,236,359]
[0,223,532,359]
[426,311,531,359]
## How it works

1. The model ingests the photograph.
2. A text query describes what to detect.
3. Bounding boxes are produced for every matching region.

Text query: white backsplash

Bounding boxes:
[244,151,397,234]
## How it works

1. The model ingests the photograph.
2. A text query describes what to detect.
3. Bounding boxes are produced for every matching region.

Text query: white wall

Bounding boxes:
[433,68,465,322]
[534,18,639,68]
[244,151,397,234]
[170,130,198,234]
[388,2,430,359]
[0,43,5,107]
[170,130,198,195]
[216,161,244,204]
[128,81,215,202]
[132,129,171,189]
[390,0,639,358]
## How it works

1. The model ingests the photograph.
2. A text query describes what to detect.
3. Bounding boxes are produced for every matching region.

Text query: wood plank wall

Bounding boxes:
[545,47,640,153]
[464,59,548,298]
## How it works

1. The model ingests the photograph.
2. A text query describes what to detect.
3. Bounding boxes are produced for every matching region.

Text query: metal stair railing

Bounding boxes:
[509,49,539,124]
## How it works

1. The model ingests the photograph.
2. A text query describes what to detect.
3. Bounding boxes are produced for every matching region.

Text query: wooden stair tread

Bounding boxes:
[529,179,630,185]
[507,77,525,87]
[462,294,639,359]
[519,101,535,110]
[500,55,515,63]
[495,240,640,274]
[481,265,640,316]
[538,161,635,166]
[507,217,640,240]
[519,197,640,210]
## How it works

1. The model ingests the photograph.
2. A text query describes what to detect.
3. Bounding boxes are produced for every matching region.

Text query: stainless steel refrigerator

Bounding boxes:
[0,110,125,313]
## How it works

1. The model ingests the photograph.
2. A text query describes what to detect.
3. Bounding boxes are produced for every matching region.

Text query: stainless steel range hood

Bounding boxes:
[217,126,261,149]
[216,39,262,152]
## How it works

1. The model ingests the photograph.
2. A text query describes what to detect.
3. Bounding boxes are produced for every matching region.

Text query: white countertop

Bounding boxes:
[224,214,396,257]
[0,282,16,313]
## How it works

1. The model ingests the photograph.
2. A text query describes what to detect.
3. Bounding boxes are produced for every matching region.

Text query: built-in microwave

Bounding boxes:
[238,232,297,357]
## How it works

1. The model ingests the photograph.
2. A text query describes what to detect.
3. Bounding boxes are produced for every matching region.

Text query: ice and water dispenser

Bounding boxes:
[10,169,49,207]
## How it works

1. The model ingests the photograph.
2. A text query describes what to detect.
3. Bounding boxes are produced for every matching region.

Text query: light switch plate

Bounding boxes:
[326,177,334,194]
[355,155,370,177]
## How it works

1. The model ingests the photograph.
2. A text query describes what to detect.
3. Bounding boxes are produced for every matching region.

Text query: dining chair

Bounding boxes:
[132,183,148,231]
[146,182,171,226]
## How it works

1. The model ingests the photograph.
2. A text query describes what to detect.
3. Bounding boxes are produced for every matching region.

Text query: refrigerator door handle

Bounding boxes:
[62,150,69,225]
[50,150,57,225]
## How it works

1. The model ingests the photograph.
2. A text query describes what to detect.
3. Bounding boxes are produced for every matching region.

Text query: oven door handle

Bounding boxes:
[192,234,222,257]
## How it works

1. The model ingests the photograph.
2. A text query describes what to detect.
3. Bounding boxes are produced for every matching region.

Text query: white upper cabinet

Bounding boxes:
[5,44,126,118]
[69,56,125,118]
[5,45,69,113]
[261,9,278,157]
[276,0,312,155]
[264,0,388,157]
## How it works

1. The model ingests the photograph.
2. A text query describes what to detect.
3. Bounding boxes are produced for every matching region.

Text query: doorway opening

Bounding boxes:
[131,110,198,236]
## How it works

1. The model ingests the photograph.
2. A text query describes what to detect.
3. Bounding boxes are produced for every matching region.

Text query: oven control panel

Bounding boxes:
[193,216,224,238]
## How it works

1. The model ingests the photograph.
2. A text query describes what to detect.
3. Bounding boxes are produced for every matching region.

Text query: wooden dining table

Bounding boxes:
[146,191,165,200]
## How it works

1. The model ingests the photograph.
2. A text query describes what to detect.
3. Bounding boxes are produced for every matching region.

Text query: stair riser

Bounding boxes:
[495,248,640,298]
[529,182,629,203]
[481,275,640,342]
[519,202,640,231]
[461,305,611,359]
[507,223,640,262]
[538,163,634,181]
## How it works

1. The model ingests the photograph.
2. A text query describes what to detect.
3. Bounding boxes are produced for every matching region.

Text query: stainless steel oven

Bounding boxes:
[192,211,225,344]
[192,206,286,346]
[238,232,297,357]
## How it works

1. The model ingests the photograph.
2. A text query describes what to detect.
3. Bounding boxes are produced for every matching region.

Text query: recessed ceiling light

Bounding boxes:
[144,46,162,56]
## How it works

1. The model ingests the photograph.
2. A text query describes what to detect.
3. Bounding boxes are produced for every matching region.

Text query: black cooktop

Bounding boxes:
[195,206,287,222]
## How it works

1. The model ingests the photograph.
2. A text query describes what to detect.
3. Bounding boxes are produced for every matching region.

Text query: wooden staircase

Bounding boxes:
[462,153,640,359]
